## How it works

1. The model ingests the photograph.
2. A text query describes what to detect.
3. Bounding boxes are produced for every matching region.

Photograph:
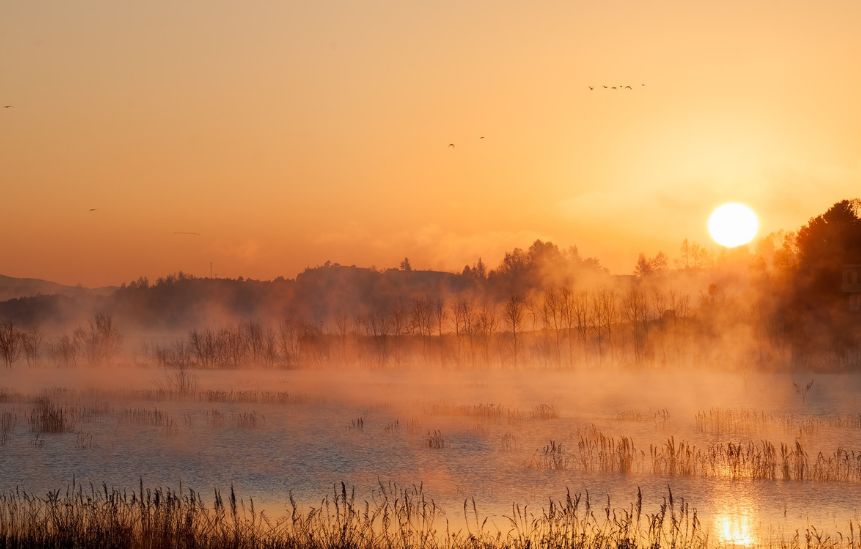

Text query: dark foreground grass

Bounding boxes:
[0,481,856,548]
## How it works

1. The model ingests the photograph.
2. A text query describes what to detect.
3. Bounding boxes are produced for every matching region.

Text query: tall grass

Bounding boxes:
[423,402,558,422]
[28,398,70,434]
[695,409,861,437]
[649,438,861,482]
[528,429,861,482]
[0,411,16,445]
[0,481,715,549]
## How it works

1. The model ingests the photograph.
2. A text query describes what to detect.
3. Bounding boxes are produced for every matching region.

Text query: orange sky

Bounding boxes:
[2,1,860,286]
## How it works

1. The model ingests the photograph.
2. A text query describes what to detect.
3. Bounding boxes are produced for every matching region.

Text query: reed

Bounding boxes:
[0,411,16,445]
[694,408,861,437]
[0,481,718,549]
[235,411,264,429]
[118,407,178,435]
[28,398,71,434]
[426,429,445,449]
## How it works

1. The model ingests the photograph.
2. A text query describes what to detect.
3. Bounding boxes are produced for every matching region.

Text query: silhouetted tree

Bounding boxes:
[0,323,19,368]
[778,199,861,354]
[505,295,524,367]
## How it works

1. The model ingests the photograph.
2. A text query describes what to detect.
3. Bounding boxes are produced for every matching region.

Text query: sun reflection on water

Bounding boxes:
[715,511,756,547]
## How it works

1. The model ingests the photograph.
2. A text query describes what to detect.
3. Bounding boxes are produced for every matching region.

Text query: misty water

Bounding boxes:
[2,367,860,546]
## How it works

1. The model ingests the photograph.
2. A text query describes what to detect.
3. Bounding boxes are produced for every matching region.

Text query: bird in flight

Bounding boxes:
[588,86,594,91]
[2,105,11,109]
[611,86,617,90]
[625,85,632,90]
[88,208,97,212]
[174,231,201,236]
[448,143,455,148]
[479,136,485,140]
[602,85,608,89]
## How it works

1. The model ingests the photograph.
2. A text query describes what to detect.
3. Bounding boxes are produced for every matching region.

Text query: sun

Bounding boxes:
[707,202,759,248]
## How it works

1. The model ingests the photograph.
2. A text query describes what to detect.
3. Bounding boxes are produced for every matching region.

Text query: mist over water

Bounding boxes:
[2,364,860,546]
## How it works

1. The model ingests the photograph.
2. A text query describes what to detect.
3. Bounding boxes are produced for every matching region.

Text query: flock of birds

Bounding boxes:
[589,83,646,91]
[446,83,644,147]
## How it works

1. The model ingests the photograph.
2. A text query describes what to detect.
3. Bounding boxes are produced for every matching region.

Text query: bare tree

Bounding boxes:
[278,318,301,367]
[505,295,524,367]
[542,288,562,365]
[432,297,447,337]
[475,302,498,365]
[75,313,121,366]
[572,291,590,358]
[594,289,617,363]
[559,287,575,366]
[334,311,350,363]
[51,334,79,368]
[453,299,475,365]
[622,286,648,361]
[431,296,448,365]
[411,296,433,361]
[0,323,19,368]
[21,326,42,367]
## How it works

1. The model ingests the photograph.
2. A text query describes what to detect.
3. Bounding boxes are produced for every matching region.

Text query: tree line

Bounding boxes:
[1,199,860,370]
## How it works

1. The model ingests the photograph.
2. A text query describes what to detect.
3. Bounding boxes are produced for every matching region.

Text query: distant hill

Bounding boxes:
[0,274,115,301]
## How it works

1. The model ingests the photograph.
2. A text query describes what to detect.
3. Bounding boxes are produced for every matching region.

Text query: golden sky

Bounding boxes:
[2,1,860,286]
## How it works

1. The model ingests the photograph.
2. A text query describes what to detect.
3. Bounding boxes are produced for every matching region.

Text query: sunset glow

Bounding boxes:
[2,2,861,284]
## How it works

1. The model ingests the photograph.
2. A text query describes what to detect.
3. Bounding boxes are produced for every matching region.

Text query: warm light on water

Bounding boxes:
[715,512,756,547]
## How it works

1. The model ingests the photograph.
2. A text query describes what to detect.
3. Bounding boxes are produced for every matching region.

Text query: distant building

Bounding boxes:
[842,265,861,312]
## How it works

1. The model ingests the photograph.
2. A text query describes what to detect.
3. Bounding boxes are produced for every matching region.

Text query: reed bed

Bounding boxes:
[206,408,226,428]
[650,438,861,482]
[526,429,861,482]
[18,387,312,407]
[577,429,637,474]
[200,390,297,405]
[117,408,178,436]
[28,398,72,434]
[0,481,717,549]
[423,402,558,423]
[426,430,445,449]
[650,438,861,481]
[234,411,264,429]
[0,411,16,445]
[424,402,520,421]
[530,403,560,420]
[695,409,861,437]
[531,439,569,470]
[615,408,670,424]
[118,408,175,428]
[74,431,96,449]
[530,428,638,474]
